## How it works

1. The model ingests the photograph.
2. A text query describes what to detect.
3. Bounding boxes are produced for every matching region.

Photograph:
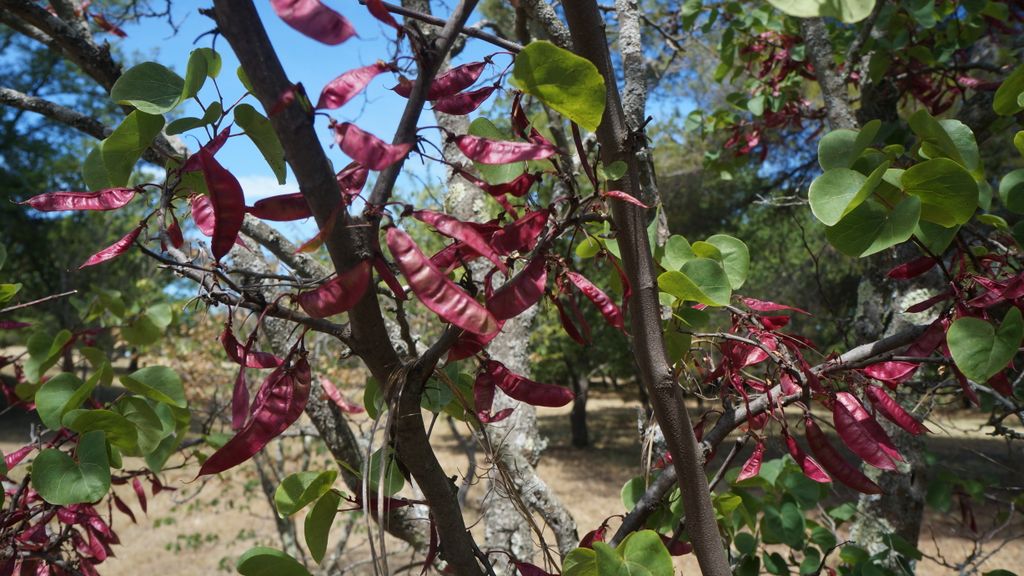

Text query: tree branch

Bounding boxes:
[560,2,731,574]
[800,17,858,130]
[520,0,573,49]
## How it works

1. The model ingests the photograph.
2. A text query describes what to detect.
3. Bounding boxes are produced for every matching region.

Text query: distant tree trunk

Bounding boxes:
[568,361,589,448]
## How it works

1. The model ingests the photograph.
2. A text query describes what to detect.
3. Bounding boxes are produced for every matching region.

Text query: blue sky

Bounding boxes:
[119,1,497,235]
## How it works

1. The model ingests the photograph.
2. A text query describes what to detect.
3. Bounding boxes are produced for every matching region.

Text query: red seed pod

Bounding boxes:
[336,161,370,198]
[887,256,937,280]
[4,444,34,470]
[190,194,215,236]
[603,190,650,208]
[455,134,557,164]
[393,61,487,100]
[566,271,625,330]
[365,0,401,30]
[373,257,407,300]
[552,293,590,345]
[862,361,918,387]
[514,561,557,576]
[196,150,246,262]
[446,324,504,363]
[785,433,831,483]
[491,209,549,255]
[0,321,31,330]
[79,225,143,269]
[21,187,136,212]
[430,241,479,274]
[804,416,882,494]
[487,256,548,321]
[511,92,529,138]
[579,525,607,549]
[180,127,231,172]
[331,122,412,171]
[232,366,249,430]
[220,328,284,369]
[432,85,497,115]
[386,227,499,335]
[833,391,903,471]
[864,386,929,435]
[316,62,391,110]
[271,0,355,45]
[740,296,810,315]
[247,193,312,221]
[198,355,311,477]
[167,214,184,249]
[130,477,147,514]
[736,439,765,482]
[473,368,513,423]
[413,209,507,273]
[296,260,371,318]
[320,376,365,414]
[92,13,127,37]
[485,359,574,408]
[659,534,693,556]
[482,171,539,198]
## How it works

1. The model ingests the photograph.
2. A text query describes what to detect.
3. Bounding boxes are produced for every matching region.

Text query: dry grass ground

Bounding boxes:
[2,389,1022,575]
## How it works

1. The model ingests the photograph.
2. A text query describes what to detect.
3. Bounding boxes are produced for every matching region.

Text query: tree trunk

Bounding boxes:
[570,370,589,448]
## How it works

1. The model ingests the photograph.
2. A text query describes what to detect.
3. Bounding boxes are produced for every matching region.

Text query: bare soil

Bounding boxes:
[2,391,1022,575]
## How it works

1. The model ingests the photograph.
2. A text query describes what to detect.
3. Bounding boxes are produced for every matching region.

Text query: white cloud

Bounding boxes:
[236,174,297,203]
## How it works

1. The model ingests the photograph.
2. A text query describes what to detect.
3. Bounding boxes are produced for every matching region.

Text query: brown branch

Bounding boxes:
[520,0,573,49]
[801,17,858,130]
[612,324,929,542]
[0,290,78,314]
[560,2,731,574]
[362,0,522,52]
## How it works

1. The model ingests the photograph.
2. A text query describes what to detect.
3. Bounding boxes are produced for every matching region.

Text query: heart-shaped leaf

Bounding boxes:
[512,41,606,132]
[658,258,732,306]
[31,430,111,505]
[767,0,876,22]
[110,62,185,114]
[274,470,338,517]
[901,158,977,227]
[826,196,921,257]
[121,366,185,408]
[948,307,1023,383]
[236,547,312,576]
[35,372,96,431]
[705,234,750,289]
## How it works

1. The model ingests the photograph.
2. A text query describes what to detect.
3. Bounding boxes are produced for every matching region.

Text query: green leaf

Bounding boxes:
[705,234,750,289]
[0,283,21,306]
[237,66,254,92]
[1014,131,1024,157]
[809,168,868,226]
[113,397,169,455]
[576,236,603,259]
[763,552,790,575]
[828,502,857,522]
[367,447,404,497]
[734,532,757,555]
[598,160,628,182]
[767,0,876,23]
[36,372,95,431]
[166,101,223,135]
[182,49,208,100]
[120,366,186,408]
[563,547,599,576]
[999,169,1024,214]
[948,307,1023,383]
[616,530,674,576]
[748,94,766,116]
[662,235,695,270]
[658,258,732,307]
[825,197,920,257]
[234,104,287,185]
[62,409,140,452]
[994,64,1024,116]
[901,158,977,227]
[909,110,979,172]
[110,62,185,114]
[31,430,111,505]
[305,490,342,564]
[620,476,647,510]
[818,121,879,170]
[99,111,166,188]
[914,220,958,254]
[275,470,338,517]
[146,406,189,473]
[236,547,312,576]
[468,117,525,183]
[761,502,805,549]
[0,244,6,270]
[25,329,72,383]
[512,41,606,132]
[690,241,722,260]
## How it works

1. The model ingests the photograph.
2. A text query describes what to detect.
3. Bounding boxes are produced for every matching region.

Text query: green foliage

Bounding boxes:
[947,307,1024,383]
[305,490,343,564]
[562,531,674,576]
[83,110,165,189]
[512,41,606,132]
[236,547,312,576]
[234,103,287,184]
[274,470,338,517]
[110,62,185,114]
[767,0,876,22]
[31,430,111,505]
[994,64,1024,116]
